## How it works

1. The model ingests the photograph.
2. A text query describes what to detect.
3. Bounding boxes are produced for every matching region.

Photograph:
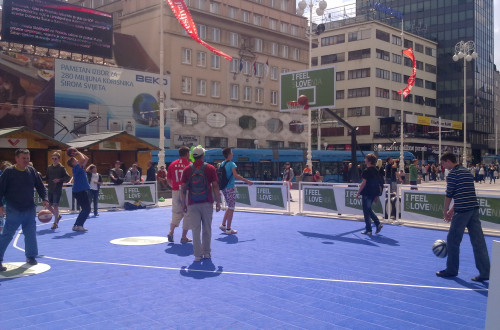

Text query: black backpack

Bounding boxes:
[217,161,233,190]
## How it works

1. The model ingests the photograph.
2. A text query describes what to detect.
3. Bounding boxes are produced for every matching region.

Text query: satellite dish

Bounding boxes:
[315,23,325,35]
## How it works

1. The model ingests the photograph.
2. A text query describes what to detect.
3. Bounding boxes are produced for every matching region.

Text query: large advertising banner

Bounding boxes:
[35,186,72,211]
[302,186,338,213]
[54,59,170,146]
[335,186,387,218]
[233,184,288,212]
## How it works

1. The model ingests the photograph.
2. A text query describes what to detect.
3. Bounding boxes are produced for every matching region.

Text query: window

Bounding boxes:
[280,0,288,10]
[254,38,263,52]
[229,32,238,47]
[348,87,370,98]
[425,47,436,57]
[228,6,237,19]
[291,25,299,36]
[336,90,344,100]
[321,34,345,46]
[211,81,220,98]
[197,79,206,96]
[267,140,285,148]
[336,71,345,81]
[256,88,264,103]
[269,19,277,30]
[425,97,436,107]
[416,60,424,70]
[243,86,252,101]
[211,28,220,42]
[197,51,206,67]
[348,29,371,41]
[239,116,257,130]
[404,57,413,67]
[255,63,264,77]
[230,84,239,100]
[243,60,251,75]
[403,39,413,48]
[415,78,423,88]
[392,91,401,101]
[415,95,425,105]
[322,52,345,64]
[425,63,437,74]
[376,49,390,61]
[209,1,219,13]
[376,29,390,42]
[271,90,278,105]
[347,106,370,117]
[271,66,278,80]
[348,68,370,79]
[242,10,250,22]
[375,107,389,117]
[266,119,283,133]
[392,53,402,64]
[182,48,191,64]
[292,48,300,61]
[392,35,401,46]
[376,68,390,80]
[376,87,389,99]
[415,43,424,53]
[403,94,413,103]
[230,58,239,73]
[181,76,192,94]
[348,48,370,60]
[270,42,278,55]
[425,80,436,90]
[253,14,262,26]
[392,72,401,82]
[205,136,228,148]
[197,24,206,39]
[281,45,289,58]
[211,54,220,69]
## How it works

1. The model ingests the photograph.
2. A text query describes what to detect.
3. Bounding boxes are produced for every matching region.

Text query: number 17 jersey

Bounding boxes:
[167,158,191,191]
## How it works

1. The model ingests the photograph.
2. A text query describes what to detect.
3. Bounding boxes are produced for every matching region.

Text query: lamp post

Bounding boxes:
[158,0,166,169]
[453,40,478,168]
[297,0,327,168]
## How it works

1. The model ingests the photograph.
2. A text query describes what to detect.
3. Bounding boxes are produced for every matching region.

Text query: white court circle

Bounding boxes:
[110,236,169,246]
[0,262,51,279]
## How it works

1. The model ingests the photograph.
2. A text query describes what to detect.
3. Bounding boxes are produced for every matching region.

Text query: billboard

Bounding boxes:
[1,0,113,58]
[54,59,170,146]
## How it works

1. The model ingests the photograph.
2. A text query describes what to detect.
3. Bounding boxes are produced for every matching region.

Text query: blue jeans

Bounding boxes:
[446,208,490,277]
[362,195,380,233]
[0,205,37,261]
[88,189,99,215]
[74,190,91,226]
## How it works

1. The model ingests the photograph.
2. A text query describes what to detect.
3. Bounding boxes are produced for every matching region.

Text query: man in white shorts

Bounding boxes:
[166,146,192,243]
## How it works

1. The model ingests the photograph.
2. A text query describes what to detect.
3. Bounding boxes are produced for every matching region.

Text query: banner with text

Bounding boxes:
[233,183,288,212]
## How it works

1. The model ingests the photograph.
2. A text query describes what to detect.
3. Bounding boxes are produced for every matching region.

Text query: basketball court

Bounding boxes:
[0,206,491,328]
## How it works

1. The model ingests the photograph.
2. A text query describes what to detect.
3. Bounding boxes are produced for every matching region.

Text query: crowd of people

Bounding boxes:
[469,163,499,184]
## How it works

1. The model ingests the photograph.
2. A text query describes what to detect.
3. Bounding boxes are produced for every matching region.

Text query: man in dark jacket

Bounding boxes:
[46,151,71,229]
[0,149,49,271]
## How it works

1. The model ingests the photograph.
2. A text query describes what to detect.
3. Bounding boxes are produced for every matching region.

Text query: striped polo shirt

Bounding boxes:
[446,165,479,212]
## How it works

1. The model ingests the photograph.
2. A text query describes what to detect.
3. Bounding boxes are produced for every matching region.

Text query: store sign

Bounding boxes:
[174,134,200,147]
[0,138,27,148]
[407,114,462,131]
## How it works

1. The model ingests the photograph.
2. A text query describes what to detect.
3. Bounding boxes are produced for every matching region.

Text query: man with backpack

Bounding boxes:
[166,146,192,243]
[180,146,221,262]
[218,148,253,235]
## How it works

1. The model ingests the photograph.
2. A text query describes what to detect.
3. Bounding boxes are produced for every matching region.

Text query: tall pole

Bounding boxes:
[496,123,498,156]
[158,0,165,169]
[317,109,322,150]
[306,0,313,168]
[399,18,404,171]
[438,117,442,162]
[462,57,467,168]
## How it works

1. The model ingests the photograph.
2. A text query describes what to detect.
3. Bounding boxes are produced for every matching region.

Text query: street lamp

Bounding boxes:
[453,40,478,168]
[297,0,327,168]
[323,142,328,150]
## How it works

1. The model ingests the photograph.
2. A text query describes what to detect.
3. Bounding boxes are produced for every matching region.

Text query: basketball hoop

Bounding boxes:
[286,101,305,112]
[287,101,306,123]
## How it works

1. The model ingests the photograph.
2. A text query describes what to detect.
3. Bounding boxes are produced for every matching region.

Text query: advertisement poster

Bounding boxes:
[335,187,386,217]
[54,59,170,146]
[302,186,338,213]
[234,184,288,211]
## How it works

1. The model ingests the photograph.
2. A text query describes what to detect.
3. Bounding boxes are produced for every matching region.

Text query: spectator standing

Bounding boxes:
[45,151,71,230]
[86,164,102,217]
[125,164,141,184]
[409,159,419,189]
[166,146,192,243]
[146,161,156,182]
[157,165,168,190]
[478,164,485,184]
[421,163,427,182]
[283,162,295,201]
[180,147,221,262]
[437,152,490,282]
[488,164,496,184]
[219,147,253,235]
[384,158,393,188]
[109,161,124,185]
[302,164,312,177]
[67,150,91,231]
[0,149,49,271]
[313,171,322,182]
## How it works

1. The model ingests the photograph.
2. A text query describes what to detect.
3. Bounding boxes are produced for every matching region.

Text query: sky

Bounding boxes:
[298,0,500,70]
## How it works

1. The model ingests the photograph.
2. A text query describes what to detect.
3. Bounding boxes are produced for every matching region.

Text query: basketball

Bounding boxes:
[297,94,308,106]
[38,209,53,223]
[66,147,77,157]
[432,239,447,258]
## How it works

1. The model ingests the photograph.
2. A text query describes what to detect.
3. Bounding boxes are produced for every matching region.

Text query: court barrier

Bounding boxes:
[398,185,500,231]
[486,240,500,330]
[298,182,390,220]
[35,182,158,211]
[228,181,291,214]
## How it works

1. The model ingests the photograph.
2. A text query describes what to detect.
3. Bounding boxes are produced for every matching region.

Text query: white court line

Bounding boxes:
[12,226,488,292]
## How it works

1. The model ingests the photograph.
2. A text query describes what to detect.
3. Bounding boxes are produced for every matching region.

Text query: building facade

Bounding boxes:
[492,69,500,154]
[356,0,495,162]
[70,0,310,149]
[311,18,464,163]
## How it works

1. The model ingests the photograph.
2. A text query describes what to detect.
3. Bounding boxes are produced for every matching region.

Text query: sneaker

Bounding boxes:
[180,237,192,244]
[471,275,489,282]
[72,225,78,231]
[51,222,58,230]
[436,270,457,278]
[94,213,99,217]
[26,257,38,265]
[219,224,227,232]
[167,233,174,243]
[226,228,238,235]
[74,226,88,232]
[376,224,383,234]
[361,231,372,236]
[0,263,6,271]
[57,214,62,221]
[194,256,202,262]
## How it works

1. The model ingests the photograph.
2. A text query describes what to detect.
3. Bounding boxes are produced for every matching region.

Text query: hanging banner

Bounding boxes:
[166,0,232,61]
[398,48,416,98]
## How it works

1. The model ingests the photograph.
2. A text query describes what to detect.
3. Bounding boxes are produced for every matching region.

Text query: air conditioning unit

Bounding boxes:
[109,119,122,131]
[123,120,136,135]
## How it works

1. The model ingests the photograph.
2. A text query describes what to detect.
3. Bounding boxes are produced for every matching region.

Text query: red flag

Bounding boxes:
[398,48,416,98]
[165,0,232,61]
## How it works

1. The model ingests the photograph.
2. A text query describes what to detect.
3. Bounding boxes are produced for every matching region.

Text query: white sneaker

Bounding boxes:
[219,224,227,232]
[226,228,238,235]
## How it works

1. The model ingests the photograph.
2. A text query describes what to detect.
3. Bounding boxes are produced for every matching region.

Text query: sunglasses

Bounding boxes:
[52,158,59,160]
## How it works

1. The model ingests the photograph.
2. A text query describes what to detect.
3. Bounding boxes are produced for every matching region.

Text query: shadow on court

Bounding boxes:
[180,259,223,279]
[165,243,193,257]
[215,234,256,244]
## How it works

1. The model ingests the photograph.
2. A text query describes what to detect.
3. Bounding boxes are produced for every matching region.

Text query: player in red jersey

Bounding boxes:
[166,146,192,243]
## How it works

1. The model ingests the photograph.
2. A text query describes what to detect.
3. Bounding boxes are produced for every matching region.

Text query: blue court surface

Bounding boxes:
[0,207,492,329]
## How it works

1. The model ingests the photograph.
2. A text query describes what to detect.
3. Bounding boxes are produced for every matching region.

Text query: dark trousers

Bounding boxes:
[88,189,99,215]
[74,190,91,226]
[362,195,380,233]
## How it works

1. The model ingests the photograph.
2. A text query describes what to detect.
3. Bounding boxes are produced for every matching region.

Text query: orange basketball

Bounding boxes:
[66,147,77,157]
[38,209,53,223]
[297,94,308,106]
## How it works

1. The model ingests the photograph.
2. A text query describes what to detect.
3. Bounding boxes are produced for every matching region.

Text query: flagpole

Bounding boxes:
[158,0,165,169]
[399,17,404,172]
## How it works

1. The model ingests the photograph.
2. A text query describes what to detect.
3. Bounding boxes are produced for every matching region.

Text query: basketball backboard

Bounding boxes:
[280,66,336,112]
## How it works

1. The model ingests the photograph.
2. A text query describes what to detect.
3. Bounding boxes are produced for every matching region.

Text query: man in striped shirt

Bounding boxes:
[437,152,490,282]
